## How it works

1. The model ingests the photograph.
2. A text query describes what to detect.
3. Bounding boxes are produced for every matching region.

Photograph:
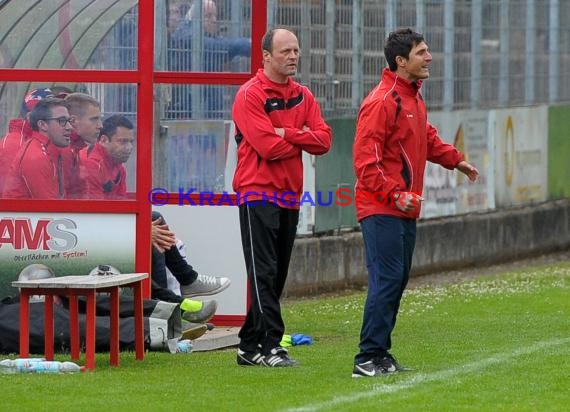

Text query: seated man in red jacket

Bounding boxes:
[63,92,103,198]
[2,98,73,199]
[80,114,135,199]
[81,115,228,314]
[0,87,55,195]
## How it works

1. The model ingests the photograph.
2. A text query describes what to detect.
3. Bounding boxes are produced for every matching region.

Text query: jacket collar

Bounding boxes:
[91,142,121,168]
[70,130,88,152]
[382,68,422,97]
[30,131,63,160]
[256,69,295,91]
[8,118,27,133]
[7,118,33,143]
[31,130,52,147]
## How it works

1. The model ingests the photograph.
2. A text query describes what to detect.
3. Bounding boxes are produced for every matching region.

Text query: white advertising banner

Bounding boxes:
[422,110,495,218]
[0,213,135,297]
[492,106,548,206]
[155,205,246,317]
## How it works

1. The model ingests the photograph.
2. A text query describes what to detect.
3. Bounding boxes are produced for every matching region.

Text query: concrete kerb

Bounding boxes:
[283,199,570,298]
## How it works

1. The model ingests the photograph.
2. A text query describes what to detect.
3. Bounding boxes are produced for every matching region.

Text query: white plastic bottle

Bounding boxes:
[0,358,83,373]
[176,339,194,353]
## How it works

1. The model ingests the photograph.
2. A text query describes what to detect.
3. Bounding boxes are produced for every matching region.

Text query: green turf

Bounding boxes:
[1,262,568,411]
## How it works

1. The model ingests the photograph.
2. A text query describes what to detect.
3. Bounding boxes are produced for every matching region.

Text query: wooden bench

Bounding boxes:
[12,273,148,371]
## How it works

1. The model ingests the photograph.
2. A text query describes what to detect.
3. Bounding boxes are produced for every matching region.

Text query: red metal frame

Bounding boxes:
[0,1,266,307]
[18,279,145,370]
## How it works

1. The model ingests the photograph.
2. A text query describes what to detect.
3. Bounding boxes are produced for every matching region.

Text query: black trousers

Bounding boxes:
[237,203,299,354]
[151,211,198,303]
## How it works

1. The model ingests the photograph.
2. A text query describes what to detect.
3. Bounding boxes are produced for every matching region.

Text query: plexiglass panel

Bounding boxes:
[0,0,138,70]
[161,83,241,119]
[153,93,237,194]
[155,0,252,72]
[0,82,137,200]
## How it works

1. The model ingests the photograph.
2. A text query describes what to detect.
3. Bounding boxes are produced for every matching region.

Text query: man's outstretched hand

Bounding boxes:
[456,160,479,182]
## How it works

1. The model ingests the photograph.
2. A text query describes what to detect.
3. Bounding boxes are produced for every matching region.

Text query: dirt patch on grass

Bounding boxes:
[407,249,570,290]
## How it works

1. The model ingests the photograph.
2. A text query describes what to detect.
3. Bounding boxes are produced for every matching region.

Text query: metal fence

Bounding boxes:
[271,0,570,117]
[86,0,570,120]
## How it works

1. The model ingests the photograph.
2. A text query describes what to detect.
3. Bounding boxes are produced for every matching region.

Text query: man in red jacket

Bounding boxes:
[80,114,134,199]
[351,28,479,378]
[3,98,72,199]
[0,87,54,195]
[64,92,103,198]
[232,28,332,368]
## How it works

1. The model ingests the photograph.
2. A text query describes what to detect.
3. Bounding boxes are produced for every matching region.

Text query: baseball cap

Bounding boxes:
[21,87,55,116]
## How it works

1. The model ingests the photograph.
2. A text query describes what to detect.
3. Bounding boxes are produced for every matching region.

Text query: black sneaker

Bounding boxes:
[352,359,397,377]
[261,347,296,367]
[377,353,414,372]
[237,349,264,366]
[352,360,377,378]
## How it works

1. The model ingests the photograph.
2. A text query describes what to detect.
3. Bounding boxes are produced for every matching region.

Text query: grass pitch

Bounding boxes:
[1,261,569,411]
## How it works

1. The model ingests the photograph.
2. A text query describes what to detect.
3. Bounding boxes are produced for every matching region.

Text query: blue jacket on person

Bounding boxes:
[168,21,251,118]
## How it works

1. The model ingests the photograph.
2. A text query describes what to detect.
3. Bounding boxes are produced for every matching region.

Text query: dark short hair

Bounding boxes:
[29,98,70,132]
[50,85,74,98]
[261,28,295,54]
[384,28,425,71]
[99,115,134,141]
[261,29,277,53]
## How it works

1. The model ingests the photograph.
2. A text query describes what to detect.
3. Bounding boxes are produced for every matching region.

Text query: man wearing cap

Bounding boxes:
[2,98,72,199]
[0,88,54,195]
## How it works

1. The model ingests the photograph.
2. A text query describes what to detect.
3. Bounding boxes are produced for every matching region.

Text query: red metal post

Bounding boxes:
[109,288,120,366]
[84,290,97,370]
[69,295,80,359]
[44,294,54,360]
[19,290,30,358]
[136,0,156,298]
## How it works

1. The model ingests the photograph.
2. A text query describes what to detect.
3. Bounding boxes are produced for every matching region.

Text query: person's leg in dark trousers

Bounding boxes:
[151,211,170,290]
[389,218,416,339]
[163,243,199,285]
[151,244,168,289]
[355,215,417,364]
[150,244,183,303]
[238,203,298,355]
[274,208,299,301]
[150,211,197,301]
[238,203,279,353]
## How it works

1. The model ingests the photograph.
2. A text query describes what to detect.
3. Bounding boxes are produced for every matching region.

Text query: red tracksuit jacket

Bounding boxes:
[61,131,89,199]
[3,131,66,199]
[353,68,464,221]
[79,143,127,199]
[0,119,33,194]
[232,69,332,209]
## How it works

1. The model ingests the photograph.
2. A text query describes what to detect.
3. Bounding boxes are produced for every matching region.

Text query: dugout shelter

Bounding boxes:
[0,0,268,325]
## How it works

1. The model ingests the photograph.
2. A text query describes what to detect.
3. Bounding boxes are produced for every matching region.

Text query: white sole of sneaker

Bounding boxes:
[183,281,231,298]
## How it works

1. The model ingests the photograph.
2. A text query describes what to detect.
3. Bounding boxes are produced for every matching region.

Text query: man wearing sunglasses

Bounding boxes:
[2,98,72,199]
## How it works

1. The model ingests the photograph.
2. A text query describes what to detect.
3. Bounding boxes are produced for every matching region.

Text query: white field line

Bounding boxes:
[283,337,570,412]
